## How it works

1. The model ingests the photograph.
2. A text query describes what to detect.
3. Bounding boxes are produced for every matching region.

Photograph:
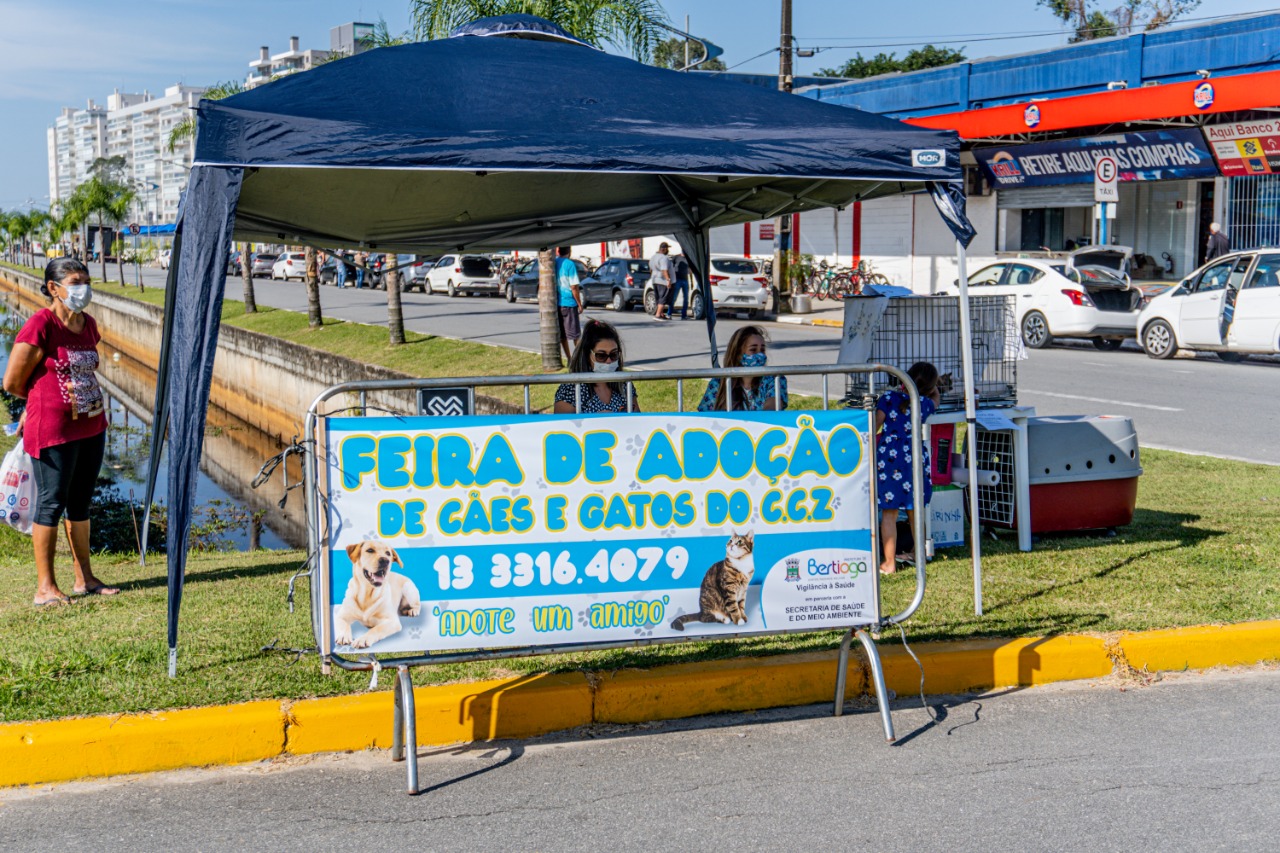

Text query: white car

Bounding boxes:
[271,252,307,281]
[939,247,1143,350]
[642,255,770,319]
[426,254,501,297]
[1137,249,1280,362]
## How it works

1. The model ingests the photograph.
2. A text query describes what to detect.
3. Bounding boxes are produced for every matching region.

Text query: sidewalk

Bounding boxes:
[774,297,847,329]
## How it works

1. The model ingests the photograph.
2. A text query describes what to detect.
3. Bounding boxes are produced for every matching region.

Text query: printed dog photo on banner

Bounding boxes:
[322,410,878,655]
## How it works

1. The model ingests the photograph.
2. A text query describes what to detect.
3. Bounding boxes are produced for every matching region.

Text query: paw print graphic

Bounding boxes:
[407,627,423,639]
[623,435,645,456]
[577,610,591,628]
[830,496,843,510]
[633,623,655,637]
[629,480,642,491]
[659,525,678,539]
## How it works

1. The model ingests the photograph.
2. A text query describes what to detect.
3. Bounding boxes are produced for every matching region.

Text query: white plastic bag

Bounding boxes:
[0,439,37,535]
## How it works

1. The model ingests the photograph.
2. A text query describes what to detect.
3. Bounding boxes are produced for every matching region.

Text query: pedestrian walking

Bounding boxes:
[555,246,584,362]
[553,319,641,413]
[3,257,118,606]
[698,326,787,412]
[1206,222,1230,261]
[668,253,691,319]
[650,241,673,321]
[874,361,940,576]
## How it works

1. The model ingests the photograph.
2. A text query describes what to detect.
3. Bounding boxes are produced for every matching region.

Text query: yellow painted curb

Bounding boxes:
[287,672,593,755]
[0,701,284,788]
[4,622,1279,789]
[809,318,844,328]
[1118,620,1280,673]
[595,651,862,724]
[878,634,1113,695]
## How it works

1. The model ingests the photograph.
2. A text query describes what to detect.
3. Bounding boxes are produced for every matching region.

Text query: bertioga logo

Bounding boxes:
[807,558,868,576]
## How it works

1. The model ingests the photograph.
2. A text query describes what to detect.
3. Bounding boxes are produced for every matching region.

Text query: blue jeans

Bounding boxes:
[356,268,365,289]
[335,263,347,287]
[667,278,690,316]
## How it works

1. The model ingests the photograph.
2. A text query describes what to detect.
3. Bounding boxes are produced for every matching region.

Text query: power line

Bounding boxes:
[794,7,1280,52]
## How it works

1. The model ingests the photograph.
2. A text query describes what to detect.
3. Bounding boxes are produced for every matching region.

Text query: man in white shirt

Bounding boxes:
[650,242,673,321]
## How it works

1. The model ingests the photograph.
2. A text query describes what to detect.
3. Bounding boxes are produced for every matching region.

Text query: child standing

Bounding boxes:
[875,361,941,575]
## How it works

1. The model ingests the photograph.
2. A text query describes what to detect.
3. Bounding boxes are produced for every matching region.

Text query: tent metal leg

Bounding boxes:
[859,629,895,742]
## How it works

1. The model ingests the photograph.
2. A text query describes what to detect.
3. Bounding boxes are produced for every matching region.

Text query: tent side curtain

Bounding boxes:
[157,165,243,672]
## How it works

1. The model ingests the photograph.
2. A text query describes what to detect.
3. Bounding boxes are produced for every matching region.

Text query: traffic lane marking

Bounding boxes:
[1020,389,1182,412]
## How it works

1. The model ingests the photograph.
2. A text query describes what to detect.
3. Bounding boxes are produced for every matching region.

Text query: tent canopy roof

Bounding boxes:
[195,21,963,252]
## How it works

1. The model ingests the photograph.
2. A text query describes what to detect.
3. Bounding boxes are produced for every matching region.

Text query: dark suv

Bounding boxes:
[581,257,651,311]
[504,256,648,310]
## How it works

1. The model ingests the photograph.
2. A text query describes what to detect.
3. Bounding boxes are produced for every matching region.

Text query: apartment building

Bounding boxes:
[47,84,205,226]
[246,36,330,88]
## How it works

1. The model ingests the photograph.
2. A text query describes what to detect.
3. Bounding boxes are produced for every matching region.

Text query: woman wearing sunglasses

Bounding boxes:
[553,319,641,413]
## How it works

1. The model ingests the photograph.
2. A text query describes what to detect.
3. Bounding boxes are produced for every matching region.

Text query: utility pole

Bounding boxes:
[774,0,794,310]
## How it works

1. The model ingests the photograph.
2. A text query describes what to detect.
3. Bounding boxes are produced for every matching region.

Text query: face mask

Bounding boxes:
[60,284,92,313]
[742,352,768,368]
[592,360,620,374]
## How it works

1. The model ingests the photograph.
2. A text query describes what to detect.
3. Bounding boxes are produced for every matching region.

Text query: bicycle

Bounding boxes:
[806,261,854,300]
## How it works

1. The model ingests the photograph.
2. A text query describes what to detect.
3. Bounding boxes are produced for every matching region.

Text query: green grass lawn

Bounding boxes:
[1,447,1276,723]
[2,262,1276,722]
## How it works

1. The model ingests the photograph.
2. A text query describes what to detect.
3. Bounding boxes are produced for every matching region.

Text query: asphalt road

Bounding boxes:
[3,668,1278,851]
[123,268,1279,464]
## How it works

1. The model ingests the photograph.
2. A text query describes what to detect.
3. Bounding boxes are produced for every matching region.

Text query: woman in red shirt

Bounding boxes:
[3,257,116,606]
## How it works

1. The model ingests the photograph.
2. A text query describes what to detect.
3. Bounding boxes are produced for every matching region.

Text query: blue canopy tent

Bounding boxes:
[149,15,978,675]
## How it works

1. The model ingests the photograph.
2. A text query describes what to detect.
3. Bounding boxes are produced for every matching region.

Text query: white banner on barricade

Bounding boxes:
[321,409,875,654]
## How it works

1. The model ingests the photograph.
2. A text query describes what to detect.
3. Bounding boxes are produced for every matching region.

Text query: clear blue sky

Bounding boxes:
[1,0,1274,211]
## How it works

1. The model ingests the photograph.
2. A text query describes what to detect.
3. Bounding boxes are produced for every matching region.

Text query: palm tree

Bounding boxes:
[6,212,32,268]
[305,247,322,329]
[411,0,668,368]
[169,82,260,312]
[105,190,137,287]
[24,210,51,269]
[384,258,406,344]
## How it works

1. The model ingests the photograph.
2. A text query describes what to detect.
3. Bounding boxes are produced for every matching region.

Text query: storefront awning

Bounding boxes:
[905,69,1280,139]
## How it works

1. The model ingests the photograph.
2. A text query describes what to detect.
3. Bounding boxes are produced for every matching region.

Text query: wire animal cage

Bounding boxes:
[840,295,1018,412]
[970,427,1017,527]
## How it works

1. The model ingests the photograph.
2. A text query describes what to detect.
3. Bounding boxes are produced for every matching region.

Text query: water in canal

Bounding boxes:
[0,296,305,550]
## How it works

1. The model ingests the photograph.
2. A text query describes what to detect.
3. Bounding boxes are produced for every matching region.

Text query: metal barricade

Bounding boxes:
[300,363,928,794]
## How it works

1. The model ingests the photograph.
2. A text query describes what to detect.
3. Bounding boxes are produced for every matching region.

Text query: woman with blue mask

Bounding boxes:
[553,319,641,414]
[698,326,788,412]
[3,257,116,606]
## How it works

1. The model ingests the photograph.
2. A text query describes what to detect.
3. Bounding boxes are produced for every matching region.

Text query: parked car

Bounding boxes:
[937,247,1143,350]
[580,257,651,311]
[643,255,769,320]
[504,258,594,303]
[271,252,308,281]
[403,255,439,292]
[1137,249,1280,362]
[427,254,502,296]
[250,253,277,277]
